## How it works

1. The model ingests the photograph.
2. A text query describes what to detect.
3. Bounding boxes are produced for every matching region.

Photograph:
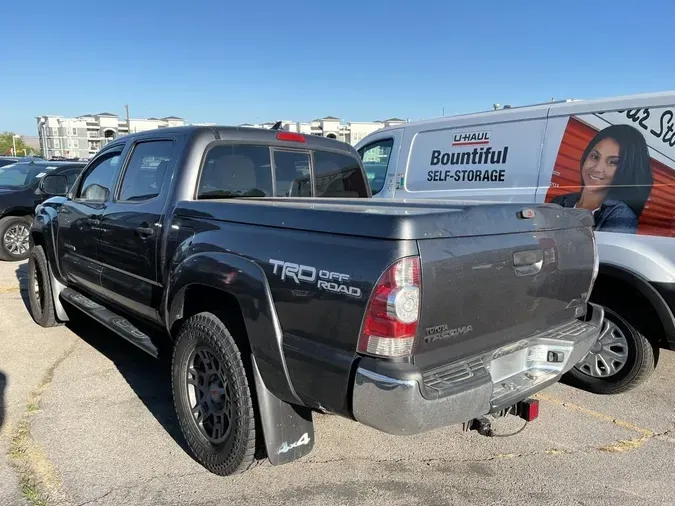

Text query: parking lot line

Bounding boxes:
[534,392,657,452]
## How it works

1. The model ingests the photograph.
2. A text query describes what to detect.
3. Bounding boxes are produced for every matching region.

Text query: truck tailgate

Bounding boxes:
[414,222,596,371]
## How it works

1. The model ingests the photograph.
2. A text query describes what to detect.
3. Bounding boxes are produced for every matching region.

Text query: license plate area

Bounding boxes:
[486,336,583,407]
[489,347,528,383]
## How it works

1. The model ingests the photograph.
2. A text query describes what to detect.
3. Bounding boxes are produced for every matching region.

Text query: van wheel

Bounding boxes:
[0,216,32,261]
[172,312,261,475]
[564,306,656,394]
[27,245,61,327]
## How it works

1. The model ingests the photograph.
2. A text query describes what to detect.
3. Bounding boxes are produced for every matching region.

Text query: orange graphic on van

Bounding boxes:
[545,117,674,237]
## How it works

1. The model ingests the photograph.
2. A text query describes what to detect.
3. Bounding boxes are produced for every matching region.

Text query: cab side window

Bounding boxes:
[312,151,369,198]
[63,168,84,192]
[76,150,123,202]
[118,140,174,202]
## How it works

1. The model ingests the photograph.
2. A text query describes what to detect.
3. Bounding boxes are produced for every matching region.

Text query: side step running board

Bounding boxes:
[60,288,159,357]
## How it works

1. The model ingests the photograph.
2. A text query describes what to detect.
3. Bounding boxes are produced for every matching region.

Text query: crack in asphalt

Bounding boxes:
[63,427,675,505]
[534,393,660,436]
[8,339,79,506]
[23,404,672,505]
[301,447,579,466]
[597,428,673,453]
[73,470,206,506]
[301,429,675,467]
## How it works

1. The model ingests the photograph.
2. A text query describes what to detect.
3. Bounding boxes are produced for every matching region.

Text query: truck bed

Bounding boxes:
[174,197,594,240]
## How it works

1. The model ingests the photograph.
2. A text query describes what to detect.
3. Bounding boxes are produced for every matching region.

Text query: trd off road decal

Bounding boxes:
[269,259,362,298]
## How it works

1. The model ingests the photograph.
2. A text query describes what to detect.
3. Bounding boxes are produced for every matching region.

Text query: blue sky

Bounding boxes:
[1,0,674,136]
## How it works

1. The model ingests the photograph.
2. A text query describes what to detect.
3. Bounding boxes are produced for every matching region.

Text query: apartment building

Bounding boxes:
[240,116,406,145]
[35,113,404,159]
[35,113,185,159]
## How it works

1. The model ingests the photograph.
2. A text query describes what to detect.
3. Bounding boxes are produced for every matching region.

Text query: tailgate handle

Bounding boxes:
[513,249,543,276]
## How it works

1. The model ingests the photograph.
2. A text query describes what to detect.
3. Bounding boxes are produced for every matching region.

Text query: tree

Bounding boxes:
[0,132,39,157]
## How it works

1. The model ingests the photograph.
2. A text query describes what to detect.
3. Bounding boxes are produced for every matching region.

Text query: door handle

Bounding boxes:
[135,225,155,238]
[82,218,99,231]
[513,249,543,276]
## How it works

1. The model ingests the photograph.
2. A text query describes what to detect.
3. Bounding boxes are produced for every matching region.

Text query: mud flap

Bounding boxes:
[251,355,315,466]
[47,261,69,322]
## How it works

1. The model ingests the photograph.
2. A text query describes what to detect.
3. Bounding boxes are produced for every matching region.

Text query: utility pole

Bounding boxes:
[125,104,131,133]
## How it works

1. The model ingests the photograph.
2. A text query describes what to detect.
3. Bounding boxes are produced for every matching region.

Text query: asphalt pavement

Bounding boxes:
[1,259,674,505]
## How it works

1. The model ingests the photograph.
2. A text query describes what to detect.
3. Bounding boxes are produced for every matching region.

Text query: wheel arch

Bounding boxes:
[30,204,69,321]
[593,262,675,349]
[165,252,302,405]
[166,253,317,466]
[0,209,33,219]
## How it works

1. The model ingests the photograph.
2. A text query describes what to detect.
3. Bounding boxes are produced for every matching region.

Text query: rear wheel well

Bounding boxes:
[591,272,666,352]
[172,284,250,356]
[172,284,267,460]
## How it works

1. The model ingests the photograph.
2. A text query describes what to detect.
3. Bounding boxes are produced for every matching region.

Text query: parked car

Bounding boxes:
[0,156,42,168]
[29,125,603,476]
[0,160,86,260]
[355,90,675,395]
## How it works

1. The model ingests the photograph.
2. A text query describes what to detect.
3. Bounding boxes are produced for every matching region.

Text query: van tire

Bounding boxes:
[564,306,656,395]
[172,311,262,475]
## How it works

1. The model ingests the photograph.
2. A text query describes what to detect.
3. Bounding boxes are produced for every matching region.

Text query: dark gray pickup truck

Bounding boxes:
[27,125,604,476]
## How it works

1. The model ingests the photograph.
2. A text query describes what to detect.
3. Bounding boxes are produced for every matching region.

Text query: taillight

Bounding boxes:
[358,256,421,358]
[276,131,306,143]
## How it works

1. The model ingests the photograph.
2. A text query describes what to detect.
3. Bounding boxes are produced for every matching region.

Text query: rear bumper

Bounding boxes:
[351,303,604,435]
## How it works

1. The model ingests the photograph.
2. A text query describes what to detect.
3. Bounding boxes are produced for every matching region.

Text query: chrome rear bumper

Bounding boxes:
[351,303,604,435]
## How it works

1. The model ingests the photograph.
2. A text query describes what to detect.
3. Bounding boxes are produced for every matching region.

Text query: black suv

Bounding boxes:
[0,159,85,260]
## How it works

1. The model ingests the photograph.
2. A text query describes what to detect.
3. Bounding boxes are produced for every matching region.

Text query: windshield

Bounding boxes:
[358,139,394,195]
[0,163,56,189]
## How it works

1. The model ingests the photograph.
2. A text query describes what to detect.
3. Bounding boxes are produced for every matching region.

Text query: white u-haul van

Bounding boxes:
[355,90,675,395]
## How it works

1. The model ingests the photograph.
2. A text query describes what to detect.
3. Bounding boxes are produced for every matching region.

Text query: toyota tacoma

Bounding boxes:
[27,125,603,476]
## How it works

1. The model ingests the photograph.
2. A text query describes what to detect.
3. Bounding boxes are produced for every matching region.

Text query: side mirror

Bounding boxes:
[40,174,69,196]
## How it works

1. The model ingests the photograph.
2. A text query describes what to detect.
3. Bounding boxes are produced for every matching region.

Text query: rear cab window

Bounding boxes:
[197,143,369,199]
[357,139,394,195]
[198,145,273,198]
[273,150,311,197]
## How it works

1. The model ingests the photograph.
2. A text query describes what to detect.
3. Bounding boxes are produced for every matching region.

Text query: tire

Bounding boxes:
[563,306,656,394]
[27,245,61,328]
[0,215,32,261]
[172,311,260,476]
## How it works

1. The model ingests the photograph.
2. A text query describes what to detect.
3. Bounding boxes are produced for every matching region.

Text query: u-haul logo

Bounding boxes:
[452,130,491,146]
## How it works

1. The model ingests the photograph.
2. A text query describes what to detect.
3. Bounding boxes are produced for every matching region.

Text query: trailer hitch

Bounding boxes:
[462,398,540,438]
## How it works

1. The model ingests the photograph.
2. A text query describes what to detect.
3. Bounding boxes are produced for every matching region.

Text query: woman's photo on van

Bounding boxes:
[551,123,654,234]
